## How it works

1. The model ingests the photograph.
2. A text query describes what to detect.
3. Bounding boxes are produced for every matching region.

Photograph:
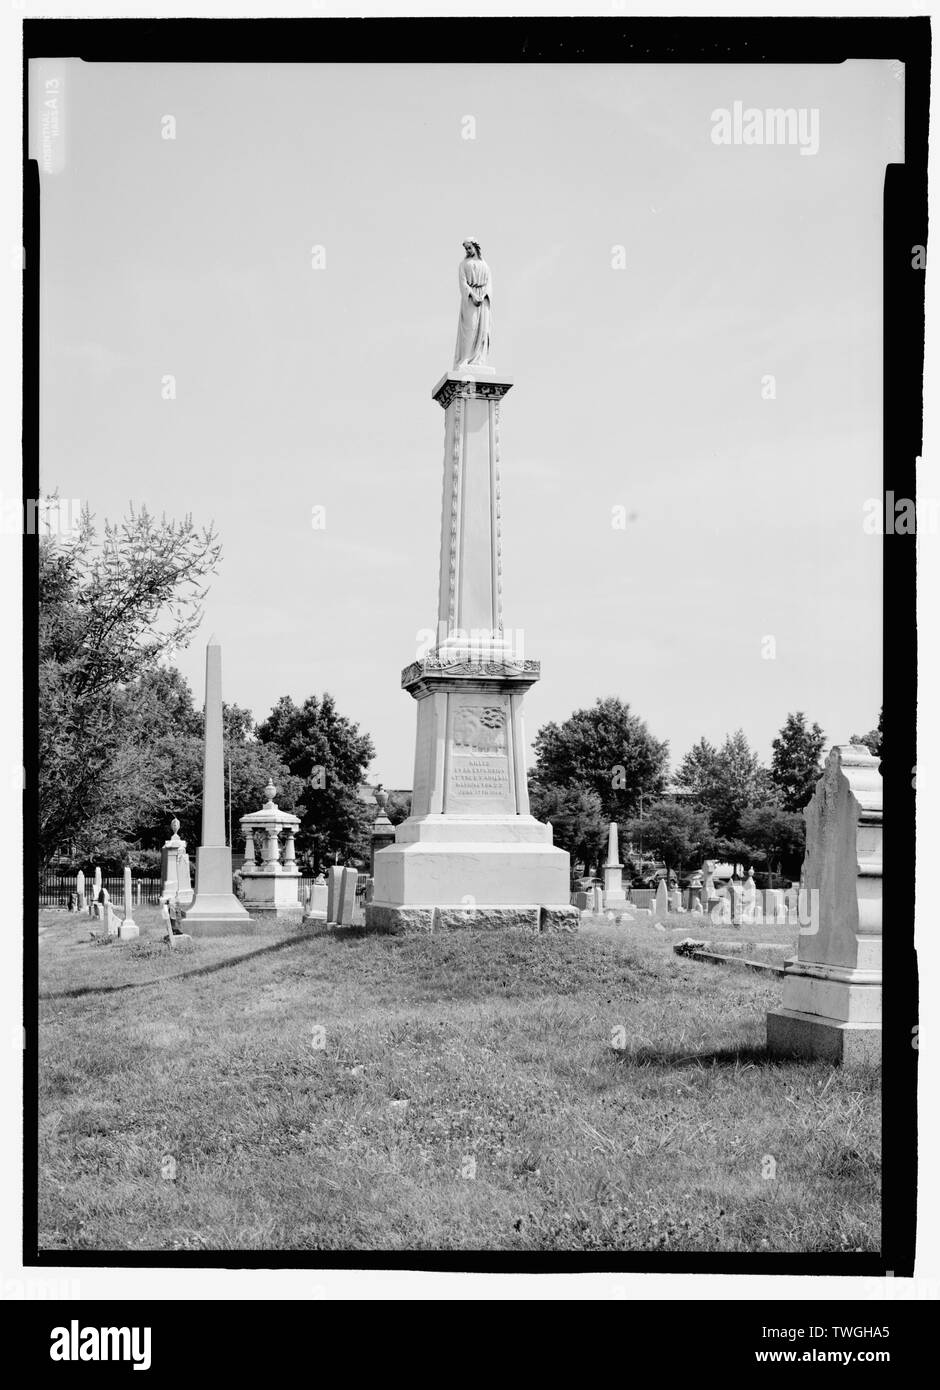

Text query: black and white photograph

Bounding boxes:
[3,1,935,1331]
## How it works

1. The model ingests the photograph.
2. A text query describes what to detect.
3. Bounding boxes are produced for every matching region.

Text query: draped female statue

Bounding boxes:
[453,240,492,371]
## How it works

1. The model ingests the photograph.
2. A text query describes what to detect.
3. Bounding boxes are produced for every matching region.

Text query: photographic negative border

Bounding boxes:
[21,13,924,1276]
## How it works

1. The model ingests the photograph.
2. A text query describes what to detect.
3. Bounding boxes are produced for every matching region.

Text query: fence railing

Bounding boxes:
[38,875,164,909]
[42,870,374,911]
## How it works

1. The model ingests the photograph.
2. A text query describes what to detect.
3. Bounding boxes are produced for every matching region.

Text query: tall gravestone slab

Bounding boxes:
[119,866,139,940]
[337,868,359,926]
[767,745,882,1065]
[182,639,253,936]
[365,244,576,936]
[327,866,343,924]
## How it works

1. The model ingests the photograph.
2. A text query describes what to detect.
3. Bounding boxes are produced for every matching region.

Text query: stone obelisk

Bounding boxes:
[365,242,577,936]
[182,637,252,935]
[602,822,627,909]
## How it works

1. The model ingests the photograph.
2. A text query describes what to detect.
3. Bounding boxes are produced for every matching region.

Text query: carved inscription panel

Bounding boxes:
[446,695,515,813]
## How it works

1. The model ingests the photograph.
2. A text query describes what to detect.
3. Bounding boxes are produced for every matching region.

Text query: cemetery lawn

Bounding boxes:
[37,909,880,1253]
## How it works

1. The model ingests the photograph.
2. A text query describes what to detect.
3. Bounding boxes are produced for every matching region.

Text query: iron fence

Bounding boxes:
[38,875,164,909]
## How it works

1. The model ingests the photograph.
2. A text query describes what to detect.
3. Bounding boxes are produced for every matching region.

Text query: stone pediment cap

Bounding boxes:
[401,655,540,689]
[432,372,514,409]
[239,807,300,828]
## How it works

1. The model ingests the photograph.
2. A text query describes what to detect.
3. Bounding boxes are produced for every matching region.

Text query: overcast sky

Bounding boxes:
[35,58,899,786]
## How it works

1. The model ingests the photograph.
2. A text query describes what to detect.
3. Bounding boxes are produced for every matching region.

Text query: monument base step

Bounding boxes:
[243,904,304,920]
[767,1009,882,1067]
[364,903,579,936]
[185,918,265,937]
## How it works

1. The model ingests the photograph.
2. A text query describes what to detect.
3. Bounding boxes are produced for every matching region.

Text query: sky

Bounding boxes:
[34,58,899,786]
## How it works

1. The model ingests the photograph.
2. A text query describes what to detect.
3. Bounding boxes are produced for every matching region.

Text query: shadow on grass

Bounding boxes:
[616,1042,815,1069]
[39,932,312,1000]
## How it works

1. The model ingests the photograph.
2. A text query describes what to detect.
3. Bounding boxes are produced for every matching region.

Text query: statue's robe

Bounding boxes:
[454,255,492,369]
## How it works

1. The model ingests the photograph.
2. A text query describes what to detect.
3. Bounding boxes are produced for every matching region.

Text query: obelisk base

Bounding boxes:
[365,902,579,936]
[183,846,254,936]
[365,815,578,936]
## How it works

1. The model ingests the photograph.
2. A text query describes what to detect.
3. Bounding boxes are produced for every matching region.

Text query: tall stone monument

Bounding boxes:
[182,638,252,936]
[602,822,627,909]
[366,242,577,935]
[767,744,882,1065]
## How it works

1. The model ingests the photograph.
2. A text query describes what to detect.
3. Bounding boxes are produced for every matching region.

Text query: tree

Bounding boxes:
[527,781,608,873]
[737,800,806,882]
[63,669,305,874]
[625,799,711,880]
[532,696,668,820]
[38,505,221,870]
[675,737,720,799]
[256,693,375,868]
[770,711,826,812]
[850,706,883,759]
[676,729,765,839]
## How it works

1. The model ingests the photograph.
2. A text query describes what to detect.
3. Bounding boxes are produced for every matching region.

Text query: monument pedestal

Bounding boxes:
[240,869,303,920]
[185,846,256,936]
[365,367,576,936]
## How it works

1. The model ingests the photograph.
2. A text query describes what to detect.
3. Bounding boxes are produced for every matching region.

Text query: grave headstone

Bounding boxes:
[653,879,669,921]
[703,860,721,921]
[120,866,139,939]
[327,866,343,923]
[765,888,786,924]
[75,869,85,912]
[92,867,102,901]
[784,881,800,923]
[337,867,358,926]
[742,868,758,925]
[303,878,328,921]
[767,744,882,1065]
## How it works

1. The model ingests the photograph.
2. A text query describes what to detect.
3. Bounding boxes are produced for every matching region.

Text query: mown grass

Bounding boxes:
[37,907,880,1253]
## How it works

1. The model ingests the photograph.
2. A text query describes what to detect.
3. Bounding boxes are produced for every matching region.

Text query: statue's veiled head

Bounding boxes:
[462,239,482,259]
